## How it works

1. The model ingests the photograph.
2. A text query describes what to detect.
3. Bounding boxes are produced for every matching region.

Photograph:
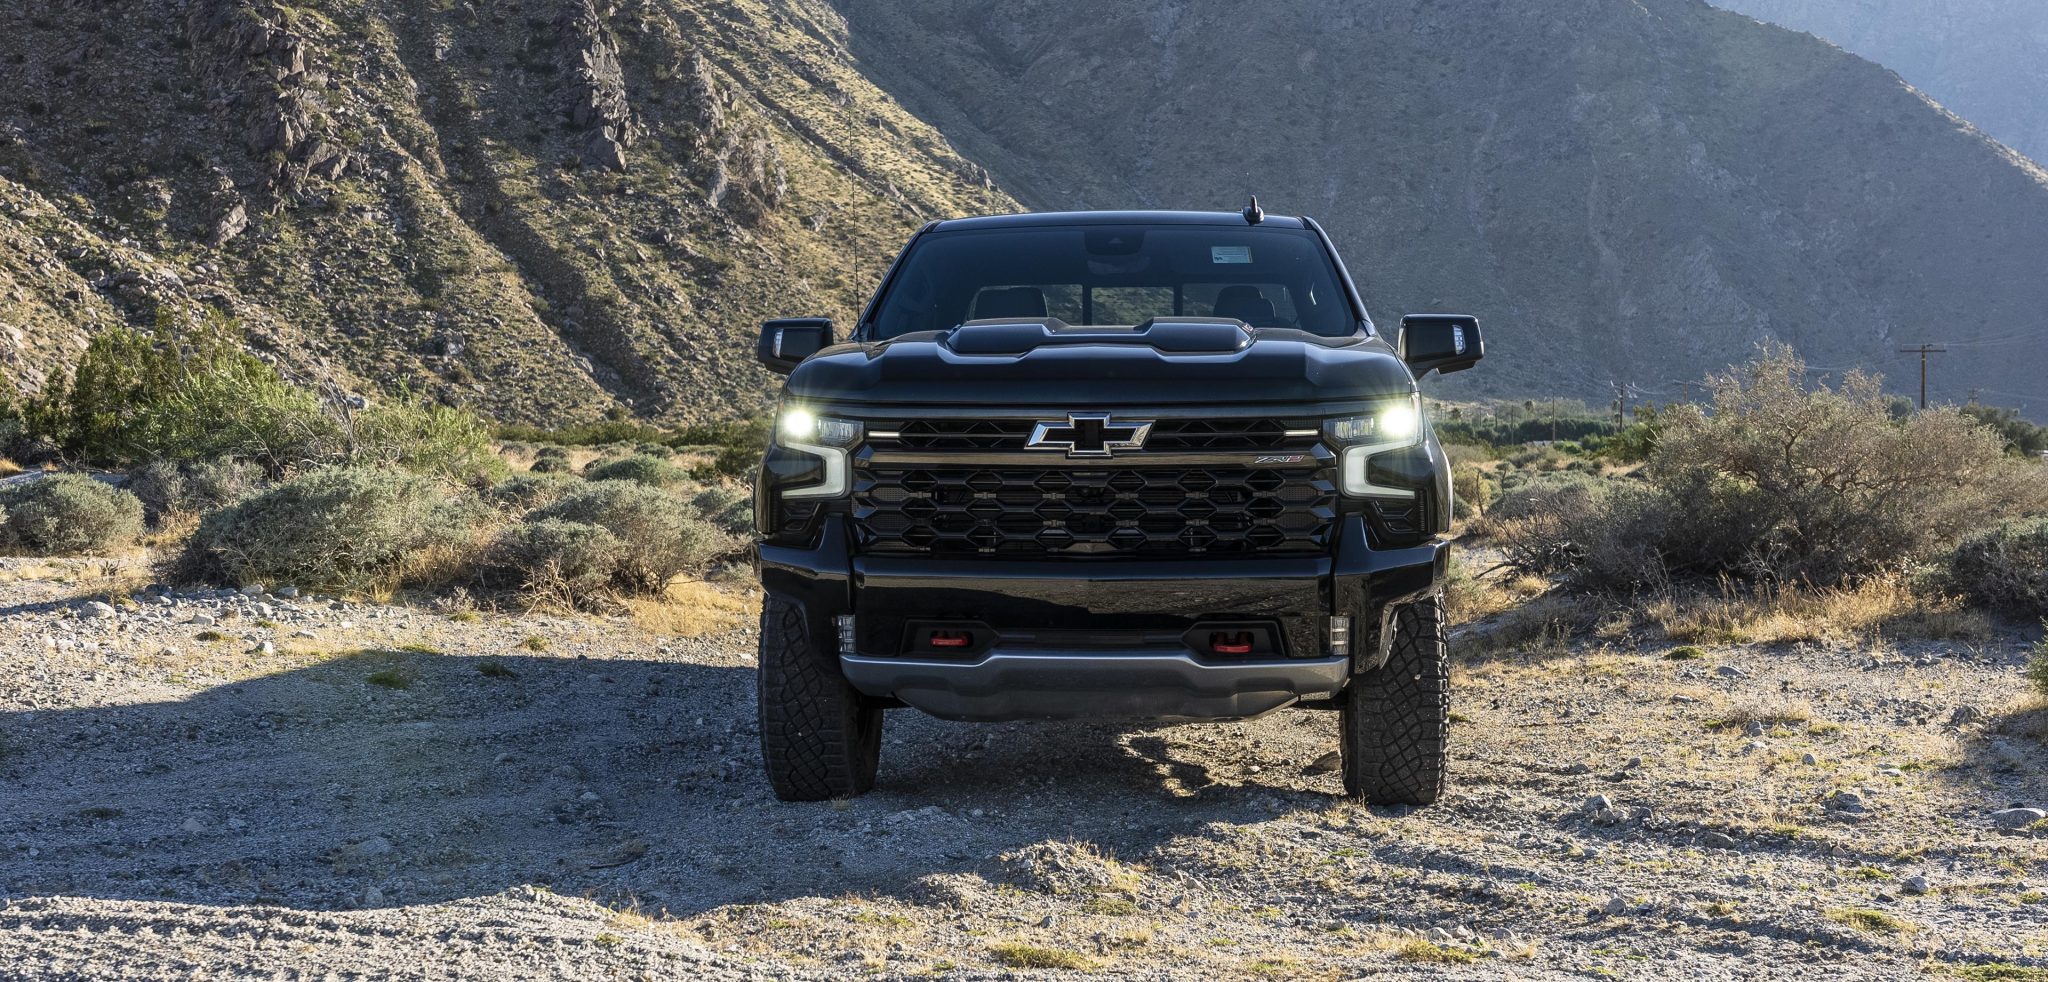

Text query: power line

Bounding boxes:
[1898,344,1947,409]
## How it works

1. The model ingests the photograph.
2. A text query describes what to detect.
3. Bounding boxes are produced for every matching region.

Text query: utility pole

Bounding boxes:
[1899,344,1947,409]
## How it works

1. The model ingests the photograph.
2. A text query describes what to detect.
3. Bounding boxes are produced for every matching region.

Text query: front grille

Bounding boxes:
[854,465,1338,557]
[887,418,1312,453]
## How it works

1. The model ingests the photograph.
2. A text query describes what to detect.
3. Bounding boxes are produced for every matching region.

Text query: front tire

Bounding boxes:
[757,596,883,801]
[1340,597,1449,805]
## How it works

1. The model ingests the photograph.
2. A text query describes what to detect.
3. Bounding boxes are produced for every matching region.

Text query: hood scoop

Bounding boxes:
[941,317,1254,356]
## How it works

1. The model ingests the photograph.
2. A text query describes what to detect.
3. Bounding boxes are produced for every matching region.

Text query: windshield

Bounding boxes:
[866,224,1362,339]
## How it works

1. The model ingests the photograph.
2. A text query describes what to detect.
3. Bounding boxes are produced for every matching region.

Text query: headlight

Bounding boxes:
[1324,395,1424,498]
[774,406,861,500]
[779,408,862,449]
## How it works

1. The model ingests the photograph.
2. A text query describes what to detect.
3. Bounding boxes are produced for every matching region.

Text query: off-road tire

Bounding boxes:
[757,596,883,801]
[1340,596,1449,804]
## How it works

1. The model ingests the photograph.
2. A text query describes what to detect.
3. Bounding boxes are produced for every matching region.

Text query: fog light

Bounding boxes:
[1329,616,1352,658]
[835,615,857,657]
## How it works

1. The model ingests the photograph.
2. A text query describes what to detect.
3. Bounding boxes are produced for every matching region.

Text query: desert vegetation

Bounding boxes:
[0,317,758,611]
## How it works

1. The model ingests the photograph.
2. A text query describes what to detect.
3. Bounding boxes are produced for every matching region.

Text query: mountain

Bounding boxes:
[830,0,2048,412]
[1712,0,2048,166]
[0,0,1012,423]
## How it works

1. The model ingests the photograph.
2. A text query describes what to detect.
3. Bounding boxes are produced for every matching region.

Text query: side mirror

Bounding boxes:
[1397,314,1483,377]
[757,317,835,375]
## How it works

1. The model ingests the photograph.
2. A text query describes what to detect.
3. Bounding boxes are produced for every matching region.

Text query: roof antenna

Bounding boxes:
[1242,195,1264,225]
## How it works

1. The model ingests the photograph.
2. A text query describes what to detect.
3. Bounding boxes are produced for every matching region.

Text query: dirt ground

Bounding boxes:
[2,556,2045,980]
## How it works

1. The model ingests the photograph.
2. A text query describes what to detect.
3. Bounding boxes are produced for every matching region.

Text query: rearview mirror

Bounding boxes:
[757,318,835,375]
[1397,314,1483,377]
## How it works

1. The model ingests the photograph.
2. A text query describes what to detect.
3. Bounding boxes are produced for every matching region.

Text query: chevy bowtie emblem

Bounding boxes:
[1025,413,1154,457]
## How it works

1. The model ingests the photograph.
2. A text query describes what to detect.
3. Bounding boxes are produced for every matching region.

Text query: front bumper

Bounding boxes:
[757,515,1446,722]
[842,649,1350,722]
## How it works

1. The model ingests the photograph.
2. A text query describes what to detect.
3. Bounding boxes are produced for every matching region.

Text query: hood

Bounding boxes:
[784,318,1416,409]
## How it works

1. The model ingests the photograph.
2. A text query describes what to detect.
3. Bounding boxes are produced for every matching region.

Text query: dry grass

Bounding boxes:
[988,941,1093,970]
[1993,696,2048,742]
[1444,559,1551,625]
[0,457,22,478]
[627,579,756,637]
[1708,696,1815,732]
[1645,577,1990,647]
[1459,592,1601,660]
[1390,938,1478,964]
[1826,907,1917,934]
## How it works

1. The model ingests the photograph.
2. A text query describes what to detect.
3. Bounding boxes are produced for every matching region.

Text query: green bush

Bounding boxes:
[33,315,335,474]
[177,467,482,592]
[0,474,144,555]
[529,482,735,592]
[485,472,582,513]
[528,446,573,474]
[1946,519,2048,618]
[488,518,623,595]
[346,395,503,485]
[690,483,753,534]
[585,453,689,488]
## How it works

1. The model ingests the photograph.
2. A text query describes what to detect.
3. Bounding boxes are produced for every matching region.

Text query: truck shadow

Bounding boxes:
[0,650,1318,918]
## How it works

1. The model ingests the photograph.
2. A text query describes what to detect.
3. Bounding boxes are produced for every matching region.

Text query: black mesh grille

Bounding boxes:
[854,466,1337,557]
[882,418,1311,453]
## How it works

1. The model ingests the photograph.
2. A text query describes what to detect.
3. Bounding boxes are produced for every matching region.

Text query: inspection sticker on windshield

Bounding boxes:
[1210,245,1253,264]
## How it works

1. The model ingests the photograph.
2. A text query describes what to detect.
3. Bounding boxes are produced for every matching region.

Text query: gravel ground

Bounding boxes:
[2,556,2045,980]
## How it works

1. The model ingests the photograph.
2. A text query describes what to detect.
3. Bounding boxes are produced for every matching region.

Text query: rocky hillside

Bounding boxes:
[0,0,1010,423]
[1713,0,2048,166]
[832,0,2048,410]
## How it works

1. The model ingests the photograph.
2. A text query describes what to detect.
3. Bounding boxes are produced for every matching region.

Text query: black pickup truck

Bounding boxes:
[751,206,1482,804]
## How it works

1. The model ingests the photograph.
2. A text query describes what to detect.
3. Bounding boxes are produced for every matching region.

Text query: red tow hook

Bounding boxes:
[1210,631,1254,655]
[929,630,973,649]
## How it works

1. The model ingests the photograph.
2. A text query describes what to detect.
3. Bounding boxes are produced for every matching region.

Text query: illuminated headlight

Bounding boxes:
[776,407,862,500]
[1325,395,1424,498]
[779,408,863,449]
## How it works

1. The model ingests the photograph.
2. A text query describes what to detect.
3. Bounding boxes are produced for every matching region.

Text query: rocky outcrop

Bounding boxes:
[556,0,642,172]
[681,51,786,223]
[182,0,351,202]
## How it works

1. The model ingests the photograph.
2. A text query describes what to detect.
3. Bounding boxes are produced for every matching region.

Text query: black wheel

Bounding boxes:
[1340,596,1449,804]
[757,596,883,801]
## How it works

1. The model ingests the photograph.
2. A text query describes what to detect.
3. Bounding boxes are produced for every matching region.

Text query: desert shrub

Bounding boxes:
[494,419,670,446]
[486,472,582,513]
[0,474,144,555]
[683,415,771,480]
[1489,473,1672,589]
[1962,404,2048,457]
[32,315,334,474]
[126,457,266,523]
[1945,518,2048,618]
[177,467,482,592]
[1495,346,2048,590]
[529,482,736,592]
[528,446,573,474]
[1450,462,1495,519]
[345,395,502,485]
[690,483,753,534]
[585,453,689,488]
[2030,632,2048,696]
[488,518,623,596]
[1648,346,2047,584]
